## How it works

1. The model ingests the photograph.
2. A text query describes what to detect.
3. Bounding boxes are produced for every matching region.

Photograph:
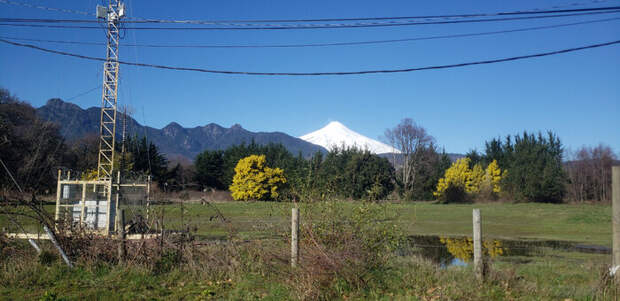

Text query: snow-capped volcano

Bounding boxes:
[300,121,399,154]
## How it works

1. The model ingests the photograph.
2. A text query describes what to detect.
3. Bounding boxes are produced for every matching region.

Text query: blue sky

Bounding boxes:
[1,0,619,156]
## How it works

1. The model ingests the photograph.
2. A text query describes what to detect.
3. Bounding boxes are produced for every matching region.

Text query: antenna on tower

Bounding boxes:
[96,0,124,181]
[54,1,149,235]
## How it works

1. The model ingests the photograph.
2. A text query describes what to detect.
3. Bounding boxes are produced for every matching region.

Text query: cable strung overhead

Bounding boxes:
[0,0,615,23]
[122,5,620,23]
[1,8,620,30]
[1,17,618,48]
[1,38,618,76]
[0,0,94,16]
[4,5,620,23]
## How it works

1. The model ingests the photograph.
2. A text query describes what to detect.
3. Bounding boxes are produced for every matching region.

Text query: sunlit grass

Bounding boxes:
[0,200,615,300]
[1,201,612,246]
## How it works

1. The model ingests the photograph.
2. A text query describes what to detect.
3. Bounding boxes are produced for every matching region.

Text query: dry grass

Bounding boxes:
[1,198,618,300]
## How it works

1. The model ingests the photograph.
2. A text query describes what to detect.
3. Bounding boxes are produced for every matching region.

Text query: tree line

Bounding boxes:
[194,142,394,201]
[1,88,617,203]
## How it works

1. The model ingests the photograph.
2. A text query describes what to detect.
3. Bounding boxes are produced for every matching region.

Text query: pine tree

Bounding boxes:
[194,150,225,189]
[481,131,566,202]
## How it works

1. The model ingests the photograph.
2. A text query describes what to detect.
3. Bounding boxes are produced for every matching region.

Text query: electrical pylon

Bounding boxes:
[96,0,125,181]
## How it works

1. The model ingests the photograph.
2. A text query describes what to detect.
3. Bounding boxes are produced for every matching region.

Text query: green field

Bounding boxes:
[2,201,613,246]
[148,201,613,246]
[1,201,617,300]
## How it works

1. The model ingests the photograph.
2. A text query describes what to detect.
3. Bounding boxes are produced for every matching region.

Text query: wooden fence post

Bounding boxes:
[55,169,61,222]
[80,183,87,226]
[473,209,483,281]
[291,207,299,268]
[117,209,126,262]
[612,166,620,278]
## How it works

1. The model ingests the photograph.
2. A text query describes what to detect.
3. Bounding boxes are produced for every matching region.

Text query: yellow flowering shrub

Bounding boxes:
[467,164,484,194]
[434,158,472,199]
[229,155,287,201]
[481,160,502,194]
[435,158,504,201]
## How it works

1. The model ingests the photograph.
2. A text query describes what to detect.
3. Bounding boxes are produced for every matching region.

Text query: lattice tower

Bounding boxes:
[97,0,124,181]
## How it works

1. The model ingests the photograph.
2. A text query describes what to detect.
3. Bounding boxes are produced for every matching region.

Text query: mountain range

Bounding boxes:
[36,99,326,160]
[36,99,463,162]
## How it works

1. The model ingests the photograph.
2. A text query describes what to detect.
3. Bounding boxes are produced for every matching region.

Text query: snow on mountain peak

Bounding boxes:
[299,121,399,154]
[325,121,345,128]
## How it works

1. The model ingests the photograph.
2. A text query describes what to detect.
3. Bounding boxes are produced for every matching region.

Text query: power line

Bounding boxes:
[66,85,102,101]
[5,6,620,23]
[1,10,620,30]
[0,18,99,23]
[0,36,104,46]
[1,37,618,76]
[0,0,94,16]
[1,17,618,49]
[123,5,620,23]
[0,0,614,23]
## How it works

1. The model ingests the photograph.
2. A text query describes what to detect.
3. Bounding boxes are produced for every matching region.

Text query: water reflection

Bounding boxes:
[403,235,610,268]
[439,236,505,262]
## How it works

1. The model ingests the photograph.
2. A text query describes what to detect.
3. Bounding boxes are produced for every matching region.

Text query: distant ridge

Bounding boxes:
[300,121,399,154]
[36,98,326,160]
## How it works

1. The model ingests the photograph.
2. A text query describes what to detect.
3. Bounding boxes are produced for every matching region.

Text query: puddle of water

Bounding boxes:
[401,235,610,268]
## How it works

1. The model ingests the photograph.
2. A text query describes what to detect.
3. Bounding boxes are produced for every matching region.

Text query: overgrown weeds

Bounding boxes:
[282,201,404,300]
[1,199,618,300]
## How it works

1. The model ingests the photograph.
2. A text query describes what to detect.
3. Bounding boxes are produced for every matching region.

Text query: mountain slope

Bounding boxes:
[300,121,398,154]
[36,99,326,159]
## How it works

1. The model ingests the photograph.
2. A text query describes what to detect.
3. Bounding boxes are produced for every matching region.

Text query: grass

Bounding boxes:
[146,201,612,246]
[2,200,612,246]
[1,200,616,300]
[396,202,612,246]
[1,247,613,300]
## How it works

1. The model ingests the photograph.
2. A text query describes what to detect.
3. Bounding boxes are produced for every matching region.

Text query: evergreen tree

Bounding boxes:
[465,149,483,169]
[125,136,168,183]
[194,150,225,189]
[311,146,394,200]
[481,131,566,202]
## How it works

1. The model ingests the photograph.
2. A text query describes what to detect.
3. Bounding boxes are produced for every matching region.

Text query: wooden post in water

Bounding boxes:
[612,166,620,277]
[473,209,483,281]
[291,207,299,268]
